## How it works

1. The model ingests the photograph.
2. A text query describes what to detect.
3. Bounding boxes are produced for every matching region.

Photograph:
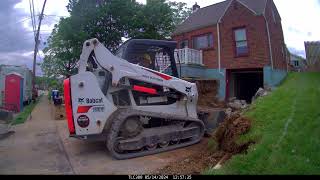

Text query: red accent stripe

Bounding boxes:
[77,106,93,113]
[145,69,172,80]
[133,85,157,95]
[64,79,75,135]
[153,71,172,80]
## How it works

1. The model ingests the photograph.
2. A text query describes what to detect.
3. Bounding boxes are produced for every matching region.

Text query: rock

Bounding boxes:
[213,163,222,170]
[255,88,265,96]
[264,86,272,91]
[240,100,247,105]
[228,101,242,110]
[225,108,232,117]
[228,97,237,102]
[241,104,248,109]
[252,88,269,101]
[234,99,241,104]
[184,158,190,163]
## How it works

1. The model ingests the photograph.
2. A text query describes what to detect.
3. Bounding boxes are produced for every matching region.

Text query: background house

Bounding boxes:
[173,0,288,102]
[289,54,307,72]
[305,41,320,72]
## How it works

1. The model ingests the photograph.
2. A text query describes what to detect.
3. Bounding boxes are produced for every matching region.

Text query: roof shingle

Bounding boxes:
[173,0,268,35]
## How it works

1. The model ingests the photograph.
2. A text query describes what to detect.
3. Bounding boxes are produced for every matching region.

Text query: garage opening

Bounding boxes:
[228,69,264,103]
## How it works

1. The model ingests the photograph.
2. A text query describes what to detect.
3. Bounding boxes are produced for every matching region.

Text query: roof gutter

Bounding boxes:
[264,15,274,70]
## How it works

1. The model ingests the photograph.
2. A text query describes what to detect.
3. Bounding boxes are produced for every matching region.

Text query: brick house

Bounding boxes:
[289,54,307,72]
[305,41,320,72]
[172,0,288,102]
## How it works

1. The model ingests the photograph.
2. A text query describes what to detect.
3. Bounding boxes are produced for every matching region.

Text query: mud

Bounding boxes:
[156,114,253,175]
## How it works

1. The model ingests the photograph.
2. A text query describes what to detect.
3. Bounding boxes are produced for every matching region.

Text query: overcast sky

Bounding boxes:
[0,0,319,75]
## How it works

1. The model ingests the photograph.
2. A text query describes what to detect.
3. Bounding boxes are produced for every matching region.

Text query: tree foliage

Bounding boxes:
[41,0,191,78]
[169,1,192,27]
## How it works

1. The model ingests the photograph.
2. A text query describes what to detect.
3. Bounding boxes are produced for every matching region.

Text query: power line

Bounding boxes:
[0,30,51,45]
[43,14,68,18]
[37,51,43,62]
[29,0,36,39]
[32,0,37,30]
[0,28,53,49]
[0,17,31,31]
[32,0,47,89]
[0,35,36,48]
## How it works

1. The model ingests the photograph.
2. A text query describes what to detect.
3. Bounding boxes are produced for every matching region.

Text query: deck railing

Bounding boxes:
[174,48,203,66]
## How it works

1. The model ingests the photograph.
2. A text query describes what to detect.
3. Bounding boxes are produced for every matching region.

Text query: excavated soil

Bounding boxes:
[214,114,254,154]
[196,80,226,108]
[183,79,225,108]
[155,114,253,175]
[155,147,227,175]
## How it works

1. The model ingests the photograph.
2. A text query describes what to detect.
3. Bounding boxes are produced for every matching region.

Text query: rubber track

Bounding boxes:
[106,108,205,160]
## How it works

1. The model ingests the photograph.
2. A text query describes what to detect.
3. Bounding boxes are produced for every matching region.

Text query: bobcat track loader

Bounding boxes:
[64,38,224,159]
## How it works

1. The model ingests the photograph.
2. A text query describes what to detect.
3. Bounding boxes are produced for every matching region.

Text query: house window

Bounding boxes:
[193,34,213,50]
[294,61,299,67]
[179,40,189,49]
[234,28,248,57]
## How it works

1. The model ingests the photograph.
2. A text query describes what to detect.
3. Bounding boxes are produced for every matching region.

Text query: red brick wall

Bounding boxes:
[265,0,287,70]
[219,0,270,69]
[172,26,218,69]
[173,0,287,71]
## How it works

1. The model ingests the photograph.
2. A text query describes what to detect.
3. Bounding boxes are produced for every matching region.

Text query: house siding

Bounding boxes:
[219,0,270,69]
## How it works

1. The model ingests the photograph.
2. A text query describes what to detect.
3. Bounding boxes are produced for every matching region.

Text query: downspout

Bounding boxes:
[216,22,225,101]
[217,23,224,75]
[264,16,274,70]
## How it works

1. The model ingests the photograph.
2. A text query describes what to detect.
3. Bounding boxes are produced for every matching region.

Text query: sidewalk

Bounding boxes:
[0,96,73,174]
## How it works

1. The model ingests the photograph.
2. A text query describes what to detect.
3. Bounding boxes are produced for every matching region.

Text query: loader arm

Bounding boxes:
[78,39,198,100]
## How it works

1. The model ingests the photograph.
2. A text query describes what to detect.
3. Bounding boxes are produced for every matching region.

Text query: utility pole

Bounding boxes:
[32,0,47,96]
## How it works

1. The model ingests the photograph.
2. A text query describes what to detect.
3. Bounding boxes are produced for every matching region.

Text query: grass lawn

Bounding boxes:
[205,73,320,175]
[12,99,39,125]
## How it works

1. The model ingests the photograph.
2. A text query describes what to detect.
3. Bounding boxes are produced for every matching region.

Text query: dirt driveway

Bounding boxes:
[0,96,208,175]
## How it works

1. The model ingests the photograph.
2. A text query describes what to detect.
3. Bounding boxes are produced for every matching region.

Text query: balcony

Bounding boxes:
[174,48,204,66]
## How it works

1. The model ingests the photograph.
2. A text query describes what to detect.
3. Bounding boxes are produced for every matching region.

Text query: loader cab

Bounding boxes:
[115,39,179,78]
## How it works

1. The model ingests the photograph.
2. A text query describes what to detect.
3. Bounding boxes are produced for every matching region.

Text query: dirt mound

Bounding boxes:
[196,80,222,108]
[155,147,226,175]
[183,79,225,108]
[155,115,253,175]
[214,114,253,154]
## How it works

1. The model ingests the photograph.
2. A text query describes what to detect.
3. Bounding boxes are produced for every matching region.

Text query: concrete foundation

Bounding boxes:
[264,66,288,89]
[179,65,287,101]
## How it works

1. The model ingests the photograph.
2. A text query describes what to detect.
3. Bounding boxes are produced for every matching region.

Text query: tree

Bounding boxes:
[41,18,84,78]
[169,1,192,27]
[41,0,191,78]
[128,0,175,39]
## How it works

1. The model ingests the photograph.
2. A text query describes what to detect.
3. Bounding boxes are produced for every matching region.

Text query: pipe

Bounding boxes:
[217,23,224,76]
[264,16,274,70]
